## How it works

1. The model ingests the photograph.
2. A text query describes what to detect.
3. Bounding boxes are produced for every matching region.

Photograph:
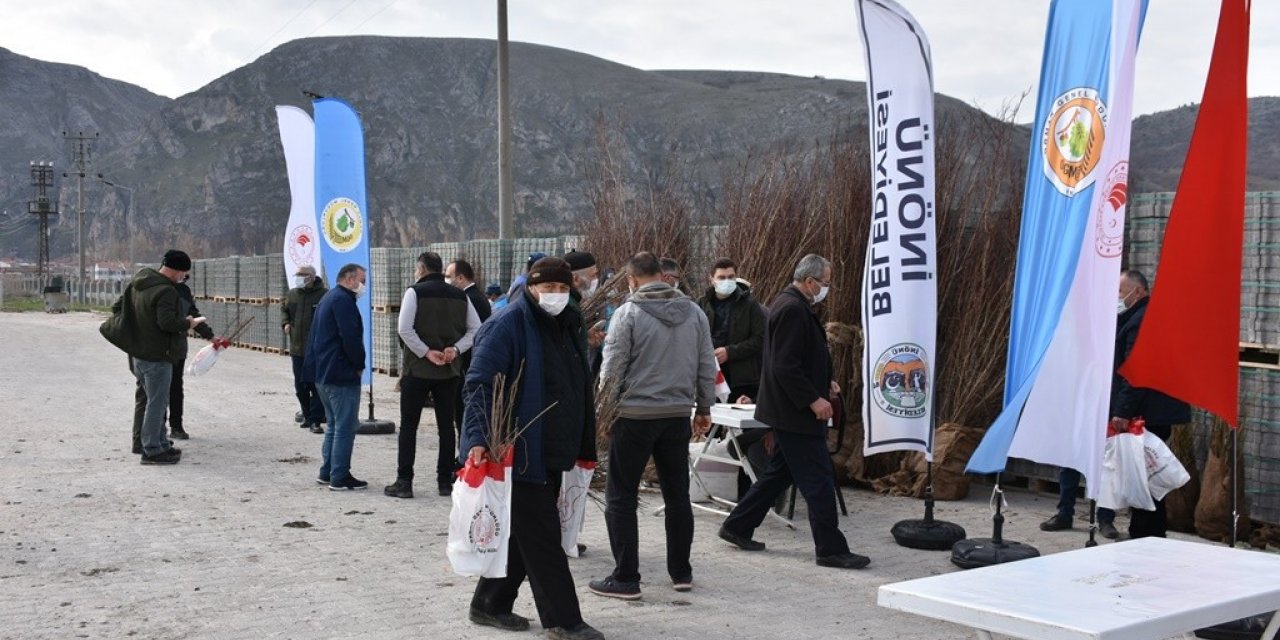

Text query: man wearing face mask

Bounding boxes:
[303,263,369,491]
[283,265,328,434]
[1041,270,1190,539]
[697,258,765,403]
[460,257,602,640]
[718,254,869,570]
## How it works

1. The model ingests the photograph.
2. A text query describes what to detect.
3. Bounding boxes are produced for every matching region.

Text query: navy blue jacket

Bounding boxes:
[1113,296,1191,424]
[460,291,596,484]
[303,285,365,385]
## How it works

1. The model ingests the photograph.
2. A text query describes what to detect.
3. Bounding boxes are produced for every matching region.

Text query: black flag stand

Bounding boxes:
[357,378,396,435]
[890,442,967,550]
[950,476,1040,569]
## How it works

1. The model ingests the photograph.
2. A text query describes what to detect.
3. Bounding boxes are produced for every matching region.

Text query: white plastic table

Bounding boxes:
[682,404,794,528]
[878,537,1280,640]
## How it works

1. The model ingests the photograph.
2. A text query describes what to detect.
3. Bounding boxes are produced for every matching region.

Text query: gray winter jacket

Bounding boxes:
[599,281,718,419]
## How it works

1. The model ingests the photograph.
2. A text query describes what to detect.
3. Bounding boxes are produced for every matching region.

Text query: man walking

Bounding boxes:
[283,265,328,434]
[461,257,603,640]
[589,252,717,600]
[304,263,369,491]
[385,252,480,499]
[118,250,202,465]
[717,254,870,570]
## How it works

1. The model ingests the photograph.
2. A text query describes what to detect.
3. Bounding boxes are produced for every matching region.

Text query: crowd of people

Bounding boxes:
[106,246,1182,640]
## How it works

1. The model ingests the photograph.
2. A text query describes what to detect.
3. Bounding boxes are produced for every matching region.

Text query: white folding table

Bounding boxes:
[878,537,1280,640]
[684,404,794,528]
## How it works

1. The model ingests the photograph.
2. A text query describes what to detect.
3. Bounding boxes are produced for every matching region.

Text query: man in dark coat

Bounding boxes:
[386,252,480,499]
[131,272,215,449]
[697,258,765,402]
[283,264,328,433]
[445,258,492,461]
[304,263,369,491]
[717,254,869,570]
[1041,269,1191,539]
[120,250,202,464]
[460,257,603,640]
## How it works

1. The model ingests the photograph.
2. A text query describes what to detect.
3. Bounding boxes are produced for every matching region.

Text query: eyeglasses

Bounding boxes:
[812,277,831,288]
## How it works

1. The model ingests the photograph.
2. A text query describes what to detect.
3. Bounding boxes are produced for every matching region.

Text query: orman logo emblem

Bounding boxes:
[321,197,363,253]
[1094,161,1127,258]
[872,343,929,419]
[1041,87,1108,197]
[469,504,502,553]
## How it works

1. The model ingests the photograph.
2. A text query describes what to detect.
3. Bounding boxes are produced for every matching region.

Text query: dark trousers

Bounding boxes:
[1130,423,1173,539]
[291,355,326,423]
[472,476,584,630]
[1058,467,1115,523]
[167,361,185,430]
[604,417,694,583]
[723,429,850,558]
[398,375,459,486]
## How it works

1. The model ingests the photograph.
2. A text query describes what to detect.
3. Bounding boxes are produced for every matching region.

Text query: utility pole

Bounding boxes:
[28,161,59,279]
[496,0,514,239]
[98,176,135,269]
[63,131,97,304]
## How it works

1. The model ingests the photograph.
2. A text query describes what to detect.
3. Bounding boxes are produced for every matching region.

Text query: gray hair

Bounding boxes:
[1122,269,1149,291]
[792,254,830,283]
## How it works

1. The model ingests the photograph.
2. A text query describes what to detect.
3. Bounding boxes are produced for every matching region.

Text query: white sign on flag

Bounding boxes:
[276,105,322,283]
[857,0,938,459]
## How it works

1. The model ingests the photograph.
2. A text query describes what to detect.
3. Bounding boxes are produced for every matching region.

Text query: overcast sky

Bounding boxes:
[5,1,1275,118]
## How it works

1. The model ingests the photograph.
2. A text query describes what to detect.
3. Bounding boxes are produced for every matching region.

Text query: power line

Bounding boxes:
[243,0,324,62]
[349,0,401,33]
[302,0,360,39]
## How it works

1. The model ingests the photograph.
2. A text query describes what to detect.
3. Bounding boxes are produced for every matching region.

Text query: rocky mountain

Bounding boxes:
[1129,97,1280,192]
[0,37,1273,262]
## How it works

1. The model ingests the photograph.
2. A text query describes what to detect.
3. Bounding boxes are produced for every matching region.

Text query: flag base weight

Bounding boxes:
[893,518,967,551]
[891,492,966,550]
[950,483,1038,569]
[357,419,395,435]
[1195,614,1276,639]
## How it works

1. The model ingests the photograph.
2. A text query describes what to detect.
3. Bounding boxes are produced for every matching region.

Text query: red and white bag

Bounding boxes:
[1143,430,1190,500]
[446,450,514,578]
[1096,421,1156,511]
[558,460,596,557]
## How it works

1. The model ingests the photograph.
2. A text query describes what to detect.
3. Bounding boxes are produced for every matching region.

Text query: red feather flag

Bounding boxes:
[1118,0,1251,427]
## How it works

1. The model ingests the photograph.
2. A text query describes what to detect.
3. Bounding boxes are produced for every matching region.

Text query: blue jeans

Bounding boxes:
[132,357,174,455]
[1058,467,1114,523]
[316,382,360,483]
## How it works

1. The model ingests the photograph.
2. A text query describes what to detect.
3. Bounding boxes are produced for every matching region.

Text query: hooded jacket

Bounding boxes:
[601,282,718,419]
[121,268,192,363]
[697,282,766,389]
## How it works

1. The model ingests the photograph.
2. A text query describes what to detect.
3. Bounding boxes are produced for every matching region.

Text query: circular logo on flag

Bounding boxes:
[1041,88,1108,197]
[320,197,363,253]
[872,343,930,418]
[287,223,319,267]
[469,504,501,552]
[1094,161,1128,258]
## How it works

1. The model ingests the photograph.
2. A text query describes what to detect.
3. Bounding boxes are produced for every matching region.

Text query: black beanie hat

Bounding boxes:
[162,250,192,272]
[563,249,596,271]
[527,257,574,287]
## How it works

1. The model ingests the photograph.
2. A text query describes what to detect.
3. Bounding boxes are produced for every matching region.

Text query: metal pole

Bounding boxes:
[496,0,514,239]
[78,167,85,304]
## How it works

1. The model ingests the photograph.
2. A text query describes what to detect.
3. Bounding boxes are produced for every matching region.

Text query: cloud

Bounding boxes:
[3,0,1275,115]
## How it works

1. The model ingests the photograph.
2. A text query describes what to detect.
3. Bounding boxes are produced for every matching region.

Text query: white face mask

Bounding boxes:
[582,277,599,297]
[538,292,570,316]
[354,282,366,298]
[293,276,307,289]
[444,277,454,286]
[813,285,829,305]
[1117,289,1133,314]
[714,279,737,297]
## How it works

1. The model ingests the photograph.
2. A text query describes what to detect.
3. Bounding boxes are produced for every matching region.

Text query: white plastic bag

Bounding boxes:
[558,460,595,557]
[185,344,221,376]
[1144,431,1190,500]
[1096,428,1156,511]
[446,450,514,578]
[688,439,739,503]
